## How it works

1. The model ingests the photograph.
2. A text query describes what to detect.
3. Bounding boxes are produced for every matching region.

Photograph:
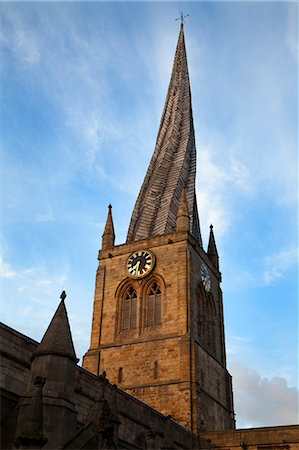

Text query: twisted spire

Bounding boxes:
[126,25,202,245]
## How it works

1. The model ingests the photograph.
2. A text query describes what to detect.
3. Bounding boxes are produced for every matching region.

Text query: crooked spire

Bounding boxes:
[126,24,202,245]
[32,292,77,362]
[102,204,115,250]
[207,224,219,269]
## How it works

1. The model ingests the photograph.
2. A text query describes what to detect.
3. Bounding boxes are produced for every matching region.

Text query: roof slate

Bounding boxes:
[126,25,202,246]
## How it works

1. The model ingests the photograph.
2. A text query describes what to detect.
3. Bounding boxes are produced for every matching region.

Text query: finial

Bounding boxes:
[208,225,219,269]
[175,11,189,26]
[60,290,66,301]
[102,204,115,249]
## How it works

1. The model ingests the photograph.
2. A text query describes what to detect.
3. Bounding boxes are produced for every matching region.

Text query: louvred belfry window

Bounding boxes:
[146,282,161,327]
[122,286,137,331]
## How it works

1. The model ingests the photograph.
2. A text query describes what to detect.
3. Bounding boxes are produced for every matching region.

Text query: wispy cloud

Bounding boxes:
[1,257,69,332]
[0,6,41,66]
[197,146,255,244]
[263,247,298,285]
[1,258,17,279]
[231,362,299,428]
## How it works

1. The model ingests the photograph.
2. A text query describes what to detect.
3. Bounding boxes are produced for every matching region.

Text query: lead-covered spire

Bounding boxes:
[126,24,202,245]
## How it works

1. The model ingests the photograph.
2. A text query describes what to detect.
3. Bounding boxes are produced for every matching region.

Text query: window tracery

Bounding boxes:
[145,281,161,327]
[197,283,216,356]
[120,286,137,332]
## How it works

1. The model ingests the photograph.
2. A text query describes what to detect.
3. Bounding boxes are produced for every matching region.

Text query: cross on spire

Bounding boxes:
[60,290,66,301]
[175,11,189,26]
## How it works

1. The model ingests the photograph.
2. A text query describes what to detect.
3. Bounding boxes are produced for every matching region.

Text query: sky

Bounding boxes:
[1,1,298,429]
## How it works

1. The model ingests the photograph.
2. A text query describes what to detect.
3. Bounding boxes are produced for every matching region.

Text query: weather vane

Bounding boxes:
[175,11,189,25]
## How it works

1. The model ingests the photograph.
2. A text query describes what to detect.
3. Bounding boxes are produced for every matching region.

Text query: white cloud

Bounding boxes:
[224,248,298,293]
[231,362,299,428]
[1,7,41,66]
[197,146,255,244]
[229,156,254,195]
[1,258,17,279]
[263,247,298,285]
[1,258,69,330]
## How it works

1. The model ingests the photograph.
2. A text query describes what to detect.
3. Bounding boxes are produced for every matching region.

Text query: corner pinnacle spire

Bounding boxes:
[32,292,77,362]
[102,204,115,250]
[127,25,202,245]
[207,224,219,269]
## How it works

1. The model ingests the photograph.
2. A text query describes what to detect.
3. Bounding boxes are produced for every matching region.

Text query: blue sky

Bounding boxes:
[1,1,298,428]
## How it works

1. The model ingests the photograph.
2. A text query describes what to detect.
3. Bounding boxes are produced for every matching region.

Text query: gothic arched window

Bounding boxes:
[197,285,216,356]
[145,282,161,327]
[120,286,137,331]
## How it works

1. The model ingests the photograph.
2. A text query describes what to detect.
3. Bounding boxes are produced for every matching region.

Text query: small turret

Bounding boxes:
[31,291,77,363]
[23,292,78,448]
[176,188,190,232]
[207,224,219,269]
[102,204,115,250]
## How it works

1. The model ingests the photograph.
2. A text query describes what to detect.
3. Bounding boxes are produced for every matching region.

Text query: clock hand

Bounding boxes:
[134,260,140,275]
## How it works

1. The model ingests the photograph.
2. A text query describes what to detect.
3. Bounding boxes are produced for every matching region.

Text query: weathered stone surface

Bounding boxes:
[83,230,234,434]
[0,322,192,449]
[200,425,299,450]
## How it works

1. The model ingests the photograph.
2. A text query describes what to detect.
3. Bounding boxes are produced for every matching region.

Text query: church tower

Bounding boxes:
[83,23,235,434]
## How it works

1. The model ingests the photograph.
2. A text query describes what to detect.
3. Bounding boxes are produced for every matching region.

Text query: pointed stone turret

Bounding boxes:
[25,292,78,448]
[31,291,77,363]
[207,224,219,269]
[127,24,202,245]
[176,187,190,232]
[102,204,115,250]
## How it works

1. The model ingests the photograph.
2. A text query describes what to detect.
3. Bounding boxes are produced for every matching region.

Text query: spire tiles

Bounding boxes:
[126,24,202,246]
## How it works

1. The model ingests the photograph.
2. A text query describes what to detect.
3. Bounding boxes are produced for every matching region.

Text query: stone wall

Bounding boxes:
[83,232,194,429]
[0,322,192,449]
[83,230,234,434]
[1,321,298,450]
[200,426,299,450]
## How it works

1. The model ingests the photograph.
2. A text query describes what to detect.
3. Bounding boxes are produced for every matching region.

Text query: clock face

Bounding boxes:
[200,263,211,292]
[126,250,155,279]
